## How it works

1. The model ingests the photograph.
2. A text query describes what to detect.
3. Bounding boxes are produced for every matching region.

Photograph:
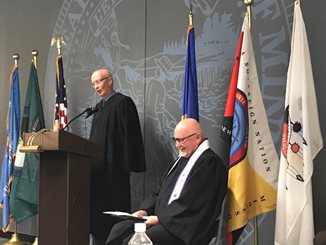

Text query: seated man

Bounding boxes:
[106,118,228,245]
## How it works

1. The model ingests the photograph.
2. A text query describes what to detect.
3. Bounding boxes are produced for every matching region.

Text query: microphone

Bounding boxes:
[85,106,99,119]
[63,106,98,130]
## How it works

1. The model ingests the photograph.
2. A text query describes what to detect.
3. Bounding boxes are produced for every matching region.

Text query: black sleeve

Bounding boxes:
[117,96,146,172]
[157,152,227,245]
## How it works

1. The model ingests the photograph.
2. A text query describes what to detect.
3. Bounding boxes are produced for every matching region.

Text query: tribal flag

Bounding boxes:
[181,13,199,121]
[214,15,244,245]
[0,64,20,231]
[225,14,279,244]
[274,3,323,245]
[10,62,45,223]
[53,54,68,130]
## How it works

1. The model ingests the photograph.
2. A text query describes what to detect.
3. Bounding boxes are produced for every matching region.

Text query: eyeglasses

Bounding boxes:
[172,133,197,144]
[90,76,110,87]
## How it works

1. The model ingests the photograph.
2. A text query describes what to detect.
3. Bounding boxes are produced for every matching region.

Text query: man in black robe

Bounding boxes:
[105,118,228,245]
[89,68,146,245]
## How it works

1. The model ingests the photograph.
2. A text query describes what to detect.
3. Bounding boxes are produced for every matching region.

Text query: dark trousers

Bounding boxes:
[105,220,185,245]
[92,235,107,245]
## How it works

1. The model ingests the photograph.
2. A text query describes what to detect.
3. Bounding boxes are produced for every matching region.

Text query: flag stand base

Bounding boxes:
[32,237,38,245]
[3,233,27,245]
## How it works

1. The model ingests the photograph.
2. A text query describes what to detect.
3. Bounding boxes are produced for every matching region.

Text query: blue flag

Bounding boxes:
[0,65,20,231]
[10,62,45,224]
[182,22,199,121]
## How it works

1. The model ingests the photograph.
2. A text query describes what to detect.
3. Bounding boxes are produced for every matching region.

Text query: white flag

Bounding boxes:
[226,14,279,235]
[275,3,323,245]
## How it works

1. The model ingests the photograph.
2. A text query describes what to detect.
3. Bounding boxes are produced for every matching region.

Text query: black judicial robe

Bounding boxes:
[89,92,146,238]
[140,147,227,245]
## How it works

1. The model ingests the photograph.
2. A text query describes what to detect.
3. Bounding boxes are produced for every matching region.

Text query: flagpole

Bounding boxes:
[188,5,193,27]
[3,223,26,245]
[32,50,38,69]
[51,35,66,56]
[31,50,40,245]
[244,0,254,31]
[12,54,19,66]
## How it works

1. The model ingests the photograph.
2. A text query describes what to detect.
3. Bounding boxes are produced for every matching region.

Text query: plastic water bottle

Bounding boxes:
[128,223,153,245]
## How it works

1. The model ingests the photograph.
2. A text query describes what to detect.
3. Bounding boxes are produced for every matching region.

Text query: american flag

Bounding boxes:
[54,55,68,129]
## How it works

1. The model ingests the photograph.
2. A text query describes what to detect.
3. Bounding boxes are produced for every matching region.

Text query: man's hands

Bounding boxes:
[132,210,147,218]
[132,210,159,226]
[144,215,158,225]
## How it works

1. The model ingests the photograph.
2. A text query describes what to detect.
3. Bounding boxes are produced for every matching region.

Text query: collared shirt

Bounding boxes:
[101,90,116,107]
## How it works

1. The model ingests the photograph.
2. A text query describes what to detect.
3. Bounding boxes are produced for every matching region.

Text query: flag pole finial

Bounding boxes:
[51,36,66,55]
[188,5,193,26]
[244,0,254,31]
[12,54,19,66]
[295,0,301,5]
[32,50,39,68]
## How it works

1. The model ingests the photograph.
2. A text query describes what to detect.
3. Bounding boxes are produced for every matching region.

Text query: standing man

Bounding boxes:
[89,68,146,245]
[106,118,228,245]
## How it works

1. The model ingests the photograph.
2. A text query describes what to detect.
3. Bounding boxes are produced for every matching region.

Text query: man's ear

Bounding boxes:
[196,133,204,142]
[195,134,201,144]
[108,76,113,86]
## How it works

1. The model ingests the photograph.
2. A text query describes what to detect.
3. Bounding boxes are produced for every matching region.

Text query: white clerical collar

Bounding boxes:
[168,139,210,204]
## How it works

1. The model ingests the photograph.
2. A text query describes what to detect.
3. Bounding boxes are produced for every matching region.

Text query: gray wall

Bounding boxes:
[0,0,325,243]
[0,0,64,235]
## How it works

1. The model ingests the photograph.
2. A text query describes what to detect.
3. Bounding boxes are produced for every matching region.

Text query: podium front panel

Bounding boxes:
[38,151,90,245]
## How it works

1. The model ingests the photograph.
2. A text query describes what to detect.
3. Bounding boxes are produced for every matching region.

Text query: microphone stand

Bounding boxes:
[63,108,91,130]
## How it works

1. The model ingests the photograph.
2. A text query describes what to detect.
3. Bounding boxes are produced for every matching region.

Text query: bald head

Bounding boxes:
[91,68,113,98]
[174,118,204,157]
[174,118,202,136]
[91,68,112,83]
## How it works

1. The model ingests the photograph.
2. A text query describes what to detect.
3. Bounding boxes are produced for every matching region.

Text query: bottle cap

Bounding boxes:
[134,222,146,232]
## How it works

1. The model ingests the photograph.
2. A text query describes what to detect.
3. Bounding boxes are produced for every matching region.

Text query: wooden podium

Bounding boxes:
[22,130,100,245]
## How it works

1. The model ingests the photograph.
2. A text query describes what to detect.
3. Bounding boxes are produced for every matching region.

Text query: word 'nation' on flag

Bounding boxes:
[10,62,46,224]
[53,54,68,130]
[274,2,323,245]
[0,64,20,231]
[224,14,279,244]
[181,10,199,121]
